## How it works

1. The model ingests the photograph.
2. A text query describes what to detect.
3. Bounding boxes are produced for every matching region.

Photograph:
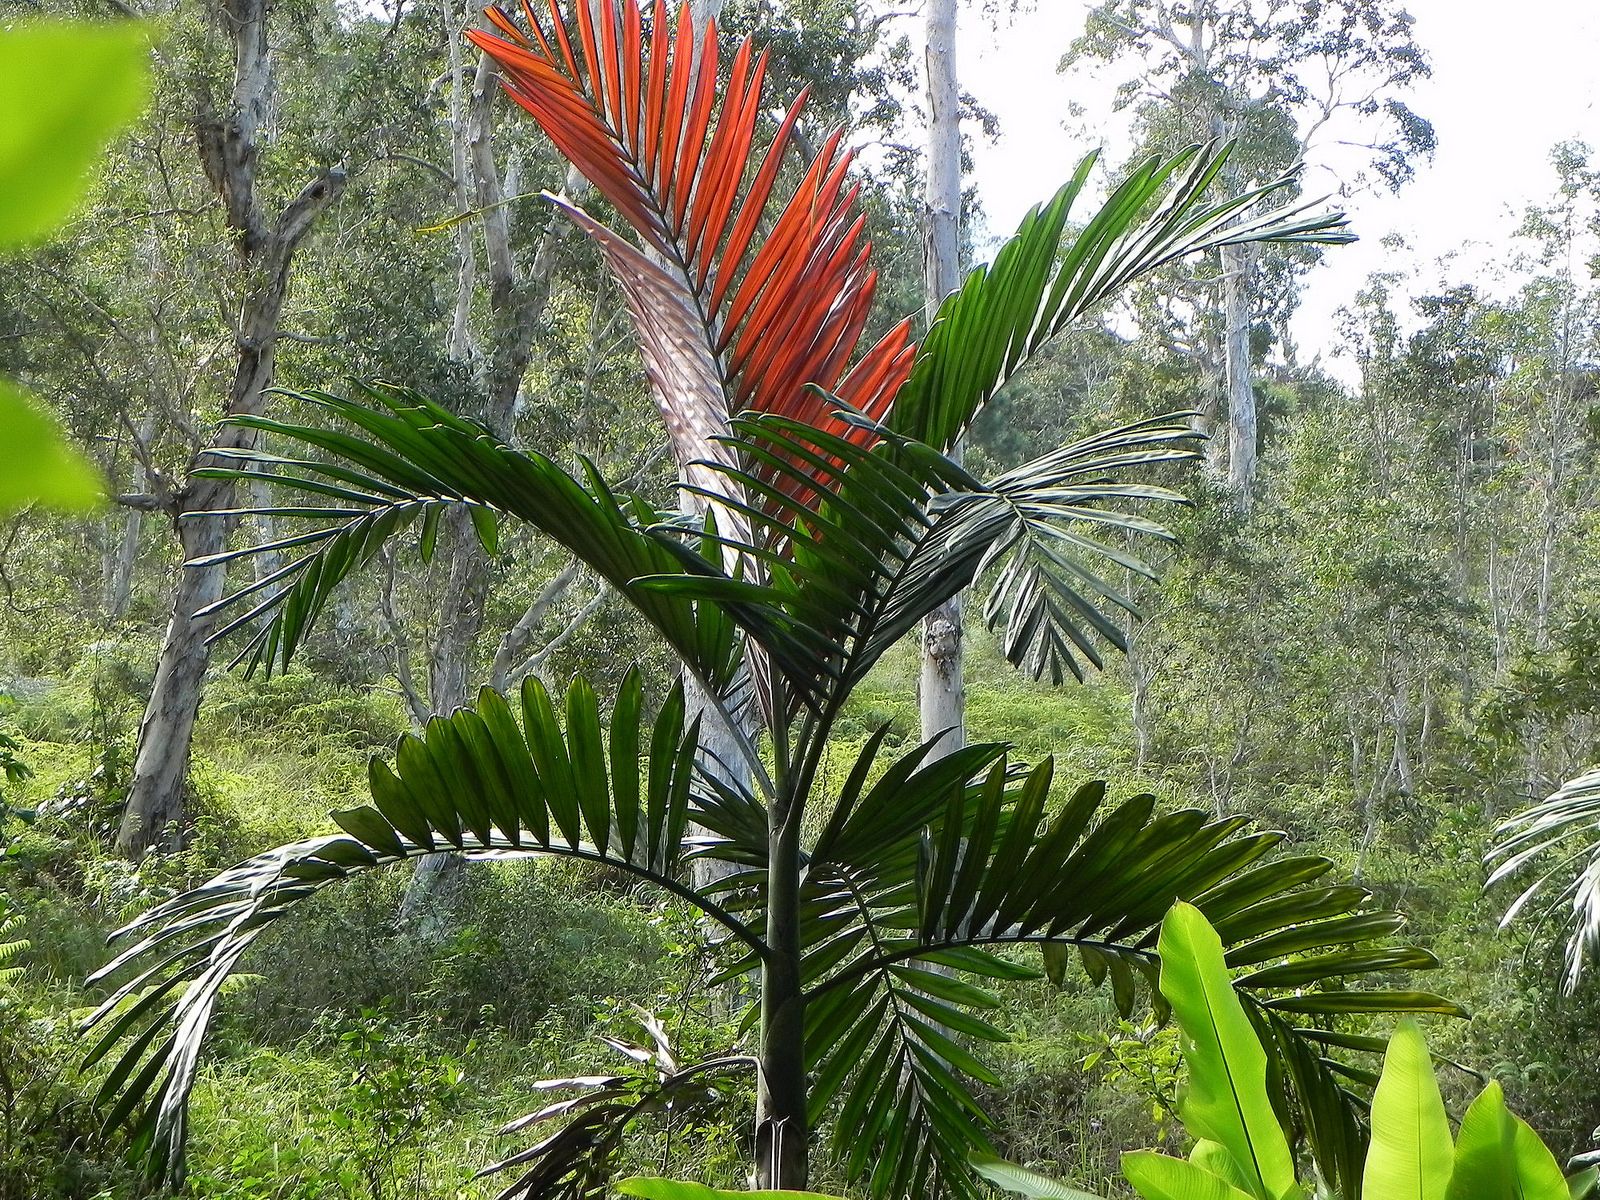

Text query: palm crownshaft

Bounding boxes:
[79,4,1466,1198]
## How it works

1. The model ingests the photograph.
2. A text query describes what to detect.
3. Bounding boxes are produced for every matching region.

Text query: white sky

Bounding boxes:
[960,0,1600,380]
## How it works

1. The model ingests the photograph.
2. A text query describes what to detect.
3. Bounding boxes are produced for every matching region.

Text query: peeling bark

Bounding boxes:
[1221,239,1257,507]
[919,0,964,760]
[117,0,346,857]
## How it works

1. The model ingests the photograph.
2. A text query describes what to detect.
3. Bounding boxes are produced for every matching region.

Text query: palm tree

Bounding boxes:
[81,2,1462,1197]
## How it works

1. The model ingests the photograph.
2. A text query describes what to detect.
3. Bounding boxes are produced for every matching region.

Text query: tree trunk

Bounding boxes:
[756,800,807,1190]
[1221,239,1256,508]
[105,506,142,619]
[117,516,227,853]
[117,0,345,858]
[399,35,580,921]
[919,0,964,758]
[106,413,156,619]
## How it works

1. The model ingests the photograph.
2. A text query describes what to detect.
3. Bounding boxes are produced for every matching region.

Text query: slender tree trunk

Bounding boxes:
[1200,340,1228,477]
[1535,486,1556,651]
[1220,240,1256,507]
[920,0,964,757]
[757,793,807,1189]
[399,35,582,920]
[1204,105,1257,509]
[117,0,345,857]
[106,414,157,619]
[1127,607,1155,769]
[106,507,142,619]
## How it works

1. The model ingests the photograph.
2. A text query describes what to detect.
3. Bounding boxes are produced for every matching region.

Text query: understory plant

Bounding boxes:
[82,1,1464,1197]
[975,903,1587,1200]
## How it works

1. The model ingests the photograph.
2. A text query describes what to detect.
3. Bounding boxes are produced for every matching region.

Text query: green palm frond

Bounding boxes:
[782,749,1458,1200]
[0,906,28,987]
[1487,764,1600,993]
[645,408,1200,720]
[193,383,753,699]
[890,140,1352,457]
[78,668,756,1186]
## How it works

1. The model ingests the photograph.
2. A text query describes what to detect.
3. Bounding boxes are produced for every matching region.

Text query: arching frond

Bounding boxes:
[891,141,1353,457]
[193,383,758,692]
[79,669,759,1186]
[777,746,1458,1200]
[1487,764,1600,993]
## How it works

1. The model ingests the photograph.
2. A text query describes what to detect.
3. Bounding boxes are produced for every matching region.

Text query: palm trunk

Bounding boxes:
[117,0,345,856]
[756,797,807,1189]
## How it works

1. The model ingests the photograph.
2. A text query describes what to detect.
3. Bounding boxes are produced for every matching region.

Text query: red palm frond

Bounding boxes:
[466,0,915,513]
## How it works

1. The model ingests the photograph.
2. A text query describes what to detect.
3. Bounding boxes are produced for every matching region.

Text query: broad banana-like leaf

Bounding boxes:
[1363,1020,1453,1200]
[80,670,752,1187]
[1486,764,1600,993]
[1444,1082,1568,1200]
[1157,903,1298,1200]
[1122,1151,1262,1200]
[970,1152,1108,1200]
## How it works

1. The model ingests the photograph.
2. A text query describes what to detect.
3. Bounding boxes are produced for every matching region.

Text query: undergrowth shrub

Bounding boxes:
[200,673,408,756]
[0,893,139,1200]
[228,858,673,1044]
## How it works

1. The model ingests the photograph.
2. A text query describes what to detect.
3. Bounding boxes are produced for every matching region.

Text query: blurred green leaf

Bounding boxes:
[0,21,151,246]
[0,379,102,512]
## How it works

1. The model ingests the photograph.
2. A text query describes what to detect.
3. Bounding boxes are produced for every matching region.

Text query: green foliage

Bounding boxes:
[230,861,674,1043]
[0,892,28,987]
[618,1179,840,1200]
[0,893,141,1199]
[0,19,151,513]
[1153,904,1296,1200]
[326,1006,472,1200]
[979,907,1575,1200]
